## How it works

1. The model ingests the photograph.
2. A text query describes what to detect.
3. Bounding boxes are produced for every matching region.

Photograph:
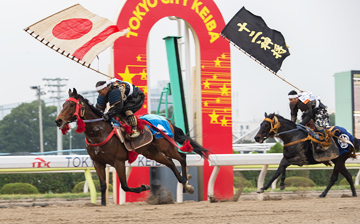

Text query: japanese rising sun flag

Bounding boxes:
[24,4,128,66]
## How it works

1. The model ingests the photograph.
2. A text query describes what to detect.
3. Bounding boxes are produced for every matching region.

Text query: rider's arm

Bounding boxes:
[300,101,313,125]
[105,103,122,120]
[96,95,107,112]
[290,103,298,123]
[103,88,123,121]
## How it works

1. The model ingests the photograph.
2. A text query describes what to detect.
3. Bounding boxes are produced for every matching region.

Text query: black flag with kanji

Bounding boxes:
[221,7,290,73]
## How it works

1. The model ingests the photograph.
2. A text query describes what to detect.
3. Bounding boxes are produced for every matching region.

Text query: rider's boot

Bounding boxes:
[316,128,329,152]
[126,111,140,138]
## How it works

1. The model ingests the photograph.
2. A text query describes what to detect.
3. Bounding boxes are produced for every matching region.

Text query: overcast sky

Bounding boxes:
[1,0,359,122]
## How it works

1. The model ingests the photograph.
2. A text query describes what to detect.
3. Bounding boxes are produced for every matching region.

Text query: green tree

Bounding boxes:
[267,142,283,153]
[0,101,57,153]
[62,127,87,150]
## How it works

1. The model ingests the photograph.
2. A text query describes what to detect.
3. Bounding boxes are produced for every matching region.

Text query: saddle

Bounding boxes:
[113,116,153,152]
[300,125,355,162]
[311,140,339,162]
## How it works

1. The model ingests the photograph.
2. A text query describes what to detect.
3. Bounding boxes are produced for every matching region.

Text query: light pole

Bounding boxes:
[30,85,45,153]
[43,78,68,155]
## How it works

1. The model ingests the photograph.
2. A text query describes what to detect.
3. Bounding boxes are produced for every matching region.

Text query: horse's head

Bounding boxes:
[55,88,82,129]
[254,112,281,143]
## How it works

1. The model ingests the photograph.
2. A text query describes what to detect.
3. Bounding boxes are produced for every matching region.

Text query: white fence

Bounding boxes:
[233,143,275,154]
[1,153,360,204]
[0,155,204,204]
[207,153,360,200]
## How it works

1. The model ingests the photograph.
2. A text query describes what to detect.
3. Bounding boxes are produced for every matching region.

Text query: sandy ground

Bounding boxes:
[1,190,360,224]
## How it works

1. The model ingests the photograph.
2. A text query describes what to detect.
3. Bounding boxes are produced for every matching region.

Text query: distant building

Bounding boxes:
[232,120,261,142]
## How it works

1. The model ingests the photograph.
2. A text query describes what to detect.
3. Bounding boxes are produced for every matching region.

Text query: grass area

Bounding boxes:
[0,192,113,201]
[240,185,360,194]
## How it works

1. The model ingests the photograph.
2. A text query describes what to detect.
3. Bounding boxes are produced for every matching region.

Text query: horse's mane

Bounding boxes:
[70,92,103,118]
[273,114,297,129]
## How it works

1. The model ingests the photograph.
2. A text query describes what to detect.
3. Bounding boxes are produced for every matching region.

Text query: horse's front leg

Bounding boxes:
[93,161,107,206]
[279,166,287,190]
[113,160,150,193]
[257,157,289,193]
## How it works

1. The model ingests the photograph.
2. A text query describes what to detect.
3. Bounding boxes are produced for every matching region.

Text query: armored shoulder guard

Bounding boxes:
[108,88,122,107]
[96,95,107,111]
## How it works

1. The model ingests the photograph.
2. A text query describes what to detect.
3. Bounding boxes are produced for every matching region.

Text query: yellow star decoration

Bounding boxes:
[140,69,147,80]
[136,55,142,61]
[220,84,230,96]
[216,98,220,103]
[221,117,228,126]
[203,79,210,89]
[143,104,147,108]
[221,53,226,59]
[209,110,219,124]
[201,65,205,69]
[212,74,217,80]
[224,109,227,112]
[118,66,136,84]
[204,101,209,107]
[214,58,221,67]
[142,86,148,94]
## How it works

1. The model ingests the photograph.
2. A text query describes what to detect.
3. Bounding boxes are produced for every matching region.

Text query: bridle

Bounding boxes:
[60,97,87,134]
[66,97,84,120]
[263,116,281,136]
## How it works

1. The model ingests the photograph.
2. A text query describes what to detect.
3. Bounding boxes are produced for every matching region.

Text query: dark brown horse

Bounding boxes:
[55,88,209,205]
[254,113,360,197]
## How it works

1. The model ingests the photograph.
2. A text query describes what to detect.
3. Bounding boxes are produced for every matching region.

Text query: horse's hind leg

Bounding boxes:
[93,161,107,206]
[340,166,357,197]
[319,159,342,198]
[142,145,185,184]
[113,160,150,193]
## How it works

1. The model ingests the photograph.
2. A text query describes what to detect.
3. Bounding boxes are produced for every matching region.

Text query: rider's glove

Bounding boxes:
[103,113,110,121]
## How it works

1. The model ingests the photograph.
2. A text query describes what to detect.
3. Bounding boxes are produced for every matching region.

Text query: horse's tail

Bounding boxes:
[354,138,360,152]
[172,124,210,159]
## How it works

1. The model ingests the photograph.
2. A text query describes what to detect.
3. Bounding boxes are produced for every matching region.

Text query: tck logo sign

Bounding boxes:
[32,158,50,168]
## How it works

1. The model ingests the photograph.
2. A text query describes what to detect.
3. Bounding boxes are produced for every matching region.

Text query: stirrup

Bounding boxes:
[316,144,329,153]
[130,129,140,138]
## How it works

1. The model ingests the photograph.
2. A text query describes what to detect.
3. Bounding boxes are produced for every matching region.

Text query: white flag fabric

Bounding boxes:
[25,4,128,65]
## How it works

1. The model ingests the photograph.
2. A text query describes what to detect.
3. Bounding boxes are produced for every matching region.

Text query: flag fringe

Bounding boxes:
[23,28,113,79]
[220,33,302,92]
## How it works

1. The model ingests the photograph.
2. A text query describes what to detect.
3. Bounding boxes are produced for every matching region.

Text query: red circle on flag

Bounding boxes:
[52,18,93,40]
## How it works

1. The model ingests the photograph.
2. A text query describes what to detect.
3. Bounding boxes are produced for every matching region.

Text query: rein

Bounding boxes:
[263,116,324,148]
[83,118,104,123]
[85,128,118,147]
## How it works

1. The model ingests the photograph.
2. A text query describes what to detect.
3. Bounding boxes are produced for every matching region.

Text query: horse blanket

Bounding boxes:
[331,126,354,156]
[139,114,173,139]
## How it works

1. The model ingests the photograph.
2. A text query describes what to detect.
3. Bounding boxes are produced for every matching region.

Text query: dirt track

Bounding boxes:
[1,191,360,224]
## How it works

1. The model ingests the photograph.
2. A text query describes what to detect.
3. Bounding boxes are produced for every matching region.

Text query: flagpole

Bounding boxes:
[24,28,113,79]
[221,35,302,92]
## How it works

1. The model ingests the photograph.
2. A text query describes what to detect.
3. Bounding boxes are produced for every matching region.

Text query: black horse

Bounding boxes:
[254,113,360,197]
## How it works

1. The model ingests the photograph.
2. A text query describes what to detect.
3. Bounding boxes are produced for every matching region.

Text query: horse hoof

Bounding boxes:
[185,185,194,194]
[280,185,285,190]
[187,174,192,180]
[319,194,325,198]
[142,185,150,191]
[256,189,264,194]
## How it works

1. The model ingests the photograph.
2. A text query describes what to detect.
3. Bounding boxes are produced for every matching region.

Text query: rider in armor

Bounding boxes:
[96,79,145,138]
[288,90,330,151]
